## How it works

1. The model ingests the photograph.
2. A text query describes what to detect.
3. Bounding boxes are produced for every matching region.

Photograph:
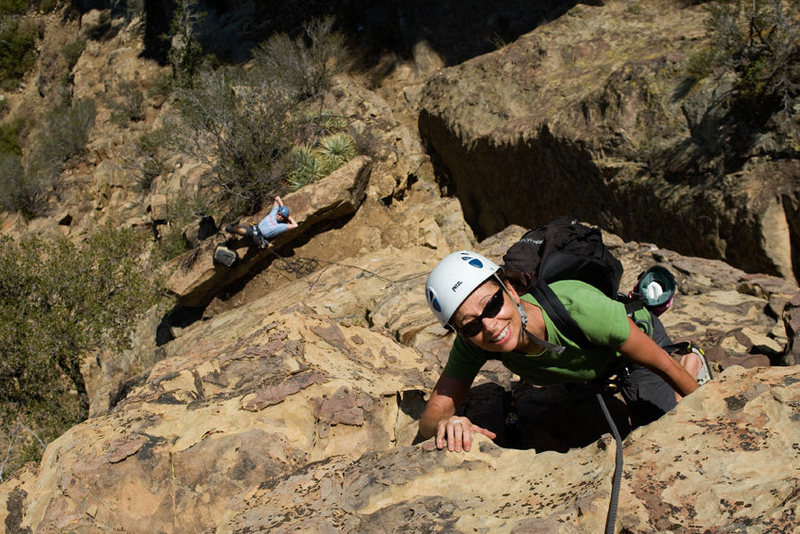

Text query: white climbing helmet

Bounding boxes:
[425,251,500,327]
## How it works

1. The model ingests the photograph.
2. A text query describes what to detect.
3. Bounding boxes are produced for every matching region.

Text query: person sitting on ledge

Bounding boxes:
[225,196,298,248]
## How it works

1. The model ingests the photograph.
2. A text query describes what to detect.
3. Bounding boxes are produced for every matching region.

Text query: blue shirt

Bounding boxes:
[257,206,289,240]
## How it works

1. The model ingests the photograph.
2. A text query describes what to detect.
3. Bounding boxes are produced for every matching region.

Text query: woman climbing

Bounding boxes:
[418,250,711,452]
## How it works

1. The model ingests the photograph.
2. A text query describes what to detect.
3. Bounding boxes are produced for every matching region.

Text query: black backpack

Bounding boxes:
[502,216,623,298]
[502,216,639,348]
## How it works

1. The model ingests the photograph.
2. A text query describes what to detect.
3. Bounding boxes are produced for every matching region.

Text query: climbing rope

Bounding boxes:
[596,391,624,534]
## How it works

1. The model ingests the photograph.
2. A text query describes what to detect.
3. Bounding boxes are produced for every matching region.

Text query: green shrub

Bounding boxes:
[35,0,59,12]
[0,99,96,218]
[148,71,175,102]
[689,0,800,118]
[251,16,349,101]
[154,227,190,262]
[61,39,85,71]
[295,110,349,145]
[0,0,27,16]
[286,144,327,190]
[35,97,95,165]
[312,111,348,132]
[0,116,24,156]
[0,226,162,477]
[318,132,357,167]
[285,133,358,191]
[108,81,145,127]
[0,151,57,217]
[153,194,212,261]
[171,67,294,214]
[130,156,163,192]
[0,17,38,90]
[166,0,205,88]
[0,152,25,207]
[168,17,353,215]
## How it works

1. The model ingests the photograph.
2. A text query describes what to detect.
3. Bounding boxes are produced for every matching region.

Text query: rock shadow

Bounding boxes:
[139,0,589,69]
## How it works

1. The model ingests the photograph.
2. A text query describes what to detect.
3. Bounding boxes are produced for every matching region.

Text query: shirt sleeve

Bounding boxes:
[549,280,631,349]
[442,335,487,381]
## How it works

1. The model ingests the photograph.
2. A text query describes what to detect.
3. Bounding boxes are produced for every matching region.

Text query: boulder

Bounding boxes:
[0,308,432,533]
[165,155,372,307]
[4,302,800,533]
[220,365,800,533]
[418,0,800,283]
[149,193,167,222]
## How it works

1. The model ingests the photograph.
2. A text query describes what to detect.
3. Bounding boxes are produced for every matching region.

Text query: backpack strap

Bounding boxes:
[528,280,597,348]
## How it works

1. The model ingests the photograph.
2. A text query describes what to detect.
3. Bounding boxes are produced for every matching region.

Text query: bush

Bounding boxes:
[168,17,352,215]
[0,16,38,90]
[166,0,205,88]
[127,128,170,192]
[148,71,175,103]
[689,0,800,118]
[0,0,26,16]
[154,227,190,262]
[0,116,24,156]
[0,151,53,216]
[35,0,59,12]
[170,67,294,213]
[318,132,357,167]
[108,80,145,127]
[35,97,96,166]
[0,99,95,218]
[251,16,349,101]
[61,39,85,71]
[0,226,162,477]
[154,194,211,261]
[286,144,327,190]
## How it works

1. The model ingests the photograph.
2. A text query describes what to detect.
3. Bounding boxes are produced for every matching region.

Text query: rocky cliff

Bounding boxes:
[419,0,800,283]
[2,220,799,531]
[3,1,800,532]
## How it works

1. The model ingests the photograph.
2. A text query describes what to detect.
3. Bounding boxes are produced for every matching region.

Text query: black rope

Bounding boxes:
[596,391,623,534]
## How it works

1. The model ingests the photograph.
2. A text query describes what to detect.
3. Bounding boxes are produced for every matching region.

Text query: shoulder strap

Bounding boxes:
[528,280,596,349]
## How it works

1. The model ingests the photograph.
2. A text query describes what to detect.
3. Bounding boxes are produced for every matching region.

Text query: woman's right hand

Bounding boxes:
[435,415,497,452]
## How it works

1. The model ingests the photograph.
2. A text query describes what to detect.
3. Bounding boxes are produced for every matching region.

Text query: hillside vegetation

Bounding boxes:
[0,1,361,479]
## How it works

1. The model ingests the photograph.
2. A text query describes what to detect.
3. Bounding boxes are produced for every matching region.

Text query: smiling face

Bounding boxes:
[451,279,523,353]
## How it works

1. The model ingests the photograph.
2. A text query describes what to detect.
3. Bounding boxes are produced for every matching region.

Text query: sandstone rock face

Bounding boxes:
[220,365,800,533]
[165,156,372,307]
[5,214,800,532]
[3,304,800,533]
[418,0,800,283]
[1,308,433,533]
[5,2,800,532]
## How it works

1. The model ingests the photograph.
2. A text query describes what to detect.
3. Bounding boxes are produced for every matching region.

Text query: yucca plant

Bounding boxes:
[285,133,359,191]
[318,133,357,168]
[286,145,327,190]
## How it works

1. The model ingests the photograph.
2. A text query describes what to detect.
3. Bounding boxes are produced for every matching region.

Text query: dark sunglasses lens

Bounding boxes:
[457,288,504,337]
[459,319,482,337]
[484,288,504,317]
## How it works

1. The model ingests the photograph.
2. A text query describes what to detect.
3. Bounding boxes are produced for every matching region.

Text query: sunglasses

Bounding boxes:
[454,286,505,337]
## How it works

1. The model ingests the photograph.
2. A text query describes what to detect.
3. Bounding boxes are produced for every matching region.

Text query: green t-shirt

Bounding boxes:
[443,280,634,385]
